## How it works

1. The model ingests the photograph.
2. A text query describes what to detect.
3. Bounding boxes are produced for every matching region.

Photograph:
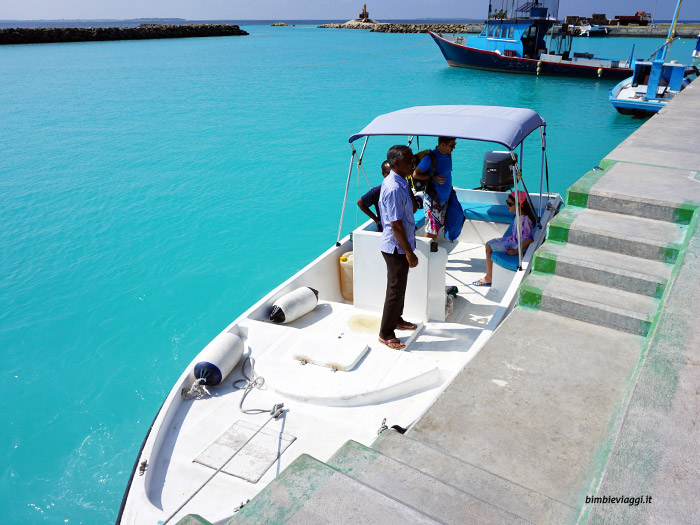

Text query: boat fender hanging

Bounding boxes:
[597,68,603,78]
[193,332,244,386]
[270,287,319,324]
[536,61,542,75]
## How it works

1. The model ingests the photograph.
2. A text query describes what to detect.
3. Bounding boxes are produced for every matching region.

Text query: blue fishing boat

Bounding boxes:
[609,0,699,115]
[429,0,633,79]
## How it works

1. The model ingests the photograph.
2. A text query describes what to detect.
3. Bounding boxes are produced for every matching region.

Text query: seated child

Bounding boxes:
[473,190,536,287]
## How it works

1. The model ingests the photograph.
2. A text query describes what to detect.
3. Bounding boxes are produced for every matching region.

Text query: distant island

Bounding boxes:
[0,23,248,45]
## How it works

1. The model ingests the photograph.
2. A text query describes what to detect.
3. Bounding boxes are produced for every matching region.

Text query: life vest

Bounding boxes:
[408,149,438,198]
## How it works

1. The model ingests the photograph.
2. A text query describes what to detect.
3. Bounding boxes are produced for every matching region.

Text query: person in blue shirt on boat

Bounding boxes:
[412,136,456,242]
[473,190,536,287]
[357,161,391,231]
[377,145,419,350]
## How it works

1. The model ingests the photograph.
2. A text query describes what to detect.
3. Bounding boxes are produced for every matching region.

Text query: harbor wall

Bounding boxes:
[318,22,700,38]
[318,23,483,34]
[0,24,248,45]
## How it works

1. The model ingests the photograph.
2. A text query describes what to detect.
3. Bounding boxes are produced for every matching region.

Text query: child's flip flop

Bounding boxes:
[472,279,492,287]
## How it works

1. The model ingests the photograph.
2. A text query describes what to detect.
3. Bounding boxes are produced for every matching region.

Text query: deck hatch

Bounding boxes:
[290,332,369,371]
[194,420,295,483]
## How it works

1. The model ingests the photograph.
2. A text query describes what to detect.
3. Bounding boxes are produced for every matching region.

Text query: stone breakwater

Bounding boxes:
[318,23,483,34]
[0,24,248,45]
[319,22,700,37]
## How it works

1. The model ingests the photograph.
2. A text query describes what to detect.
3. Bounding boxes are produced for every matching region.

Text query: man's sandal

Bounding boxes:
[396,320,418,330]
[378,337,406,350]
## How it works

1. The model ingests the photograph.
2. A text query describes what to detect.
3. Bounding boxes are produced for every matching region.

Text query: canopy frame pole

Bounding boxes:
[510,150,539,229]
[357,137,371,188]
[337,145,358,246]
[539,126,546,218]
[513,148,523,271]
[519,142,524,180]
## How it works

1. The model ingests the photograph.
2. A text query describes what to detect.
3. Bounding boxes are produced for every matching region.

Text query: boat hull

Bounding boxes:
[429,32,631,80]
[610,98,664,115]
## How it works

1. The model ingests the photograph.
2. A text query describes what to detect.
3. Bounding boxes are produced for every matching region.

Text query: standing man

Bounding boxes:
[377,145,419,350]
[357,160,391,231]
[413,136,456,241]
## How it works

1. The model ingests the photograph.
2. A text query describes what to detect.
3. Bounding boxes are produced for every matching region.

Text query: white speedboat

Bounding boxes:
[118,105,563,524]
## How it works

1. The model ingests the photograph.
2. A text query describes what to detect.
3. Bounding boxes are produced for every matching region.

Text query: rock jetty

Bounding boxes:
[319,21,700,38]
[318,22,483,34]
[0,24,248,45]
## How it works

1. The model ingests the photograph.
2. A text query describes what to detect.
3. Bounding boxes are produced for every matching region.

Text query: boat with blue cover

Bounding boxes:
[118,105,563,524]
[609,0,699,115]
[429,0,632,79]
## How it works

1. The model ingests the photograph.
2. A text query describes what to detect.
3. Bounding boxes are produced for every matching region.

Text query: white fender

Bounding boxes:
[270,287,319,324]
[193,332,244,386]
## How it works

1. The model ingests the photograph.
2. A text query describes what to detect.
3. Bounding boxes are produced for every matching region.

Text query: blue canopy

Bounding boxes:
[348,105,545,150]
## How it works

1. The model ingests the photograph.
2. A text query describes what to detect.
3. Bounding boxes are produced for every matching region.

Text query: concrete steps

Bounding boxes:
[520,272,659,336]
[328,439,527,523]
[566,166,697,225]
[228,453,439,524]
[532,241,673,298]
[371,429,575,524]
[547,207,686,263]
[520,196,688,336]
[227,429,578,524]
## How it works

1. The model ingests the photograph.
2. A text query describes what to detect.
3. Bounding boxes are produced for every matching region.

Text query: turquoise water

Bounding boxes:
[0,26,678,522]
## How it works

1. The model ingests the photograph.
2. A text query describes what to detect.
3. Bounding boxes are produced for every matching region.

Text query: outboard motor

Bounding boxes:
[481,151,516,191]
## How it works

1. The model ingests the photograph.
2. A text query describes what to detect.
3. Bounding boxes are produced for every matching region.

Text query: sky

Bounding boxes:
[1,0,696,22]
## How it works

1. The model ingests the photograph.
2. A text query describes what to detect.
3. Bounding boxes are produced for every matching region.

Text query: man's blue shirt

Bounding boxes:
[360,185,381,210]
[378,172,415,255]
[417,148,452,202]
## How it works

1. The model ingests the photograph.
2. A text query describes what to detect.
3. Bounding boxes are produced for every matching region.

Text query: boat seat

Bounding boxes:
[462,203,512,224]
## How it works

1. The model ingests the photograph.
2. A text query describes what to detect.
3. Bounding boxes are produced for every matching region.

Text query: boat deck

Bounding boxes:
[146,238,509,522]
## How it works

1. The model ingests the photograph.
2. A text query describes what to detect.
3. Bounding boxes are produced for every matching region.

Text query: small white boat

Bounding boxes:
[118,105,563,524]
[609,0,698,115]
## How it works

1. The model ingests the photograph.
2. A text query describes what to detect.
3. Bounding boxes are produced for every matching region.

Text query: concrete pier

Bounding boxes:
[406,85,700,523]
[185,84,700,524]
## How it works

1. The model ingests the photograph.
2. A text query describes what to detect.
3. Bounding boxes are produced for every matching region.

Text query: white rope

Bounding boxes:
[180,377,210,401]
[233,356,278,415]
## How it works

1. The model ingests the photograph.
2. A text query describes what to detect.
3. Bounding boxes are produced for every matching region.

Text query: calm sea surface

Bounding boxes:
[0,24,684,522]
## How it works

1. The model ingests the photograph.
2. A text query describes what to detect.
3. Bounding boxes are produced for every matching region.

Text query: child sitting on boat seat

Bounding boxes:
[473,190,536,287]
[357,161,391,232]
